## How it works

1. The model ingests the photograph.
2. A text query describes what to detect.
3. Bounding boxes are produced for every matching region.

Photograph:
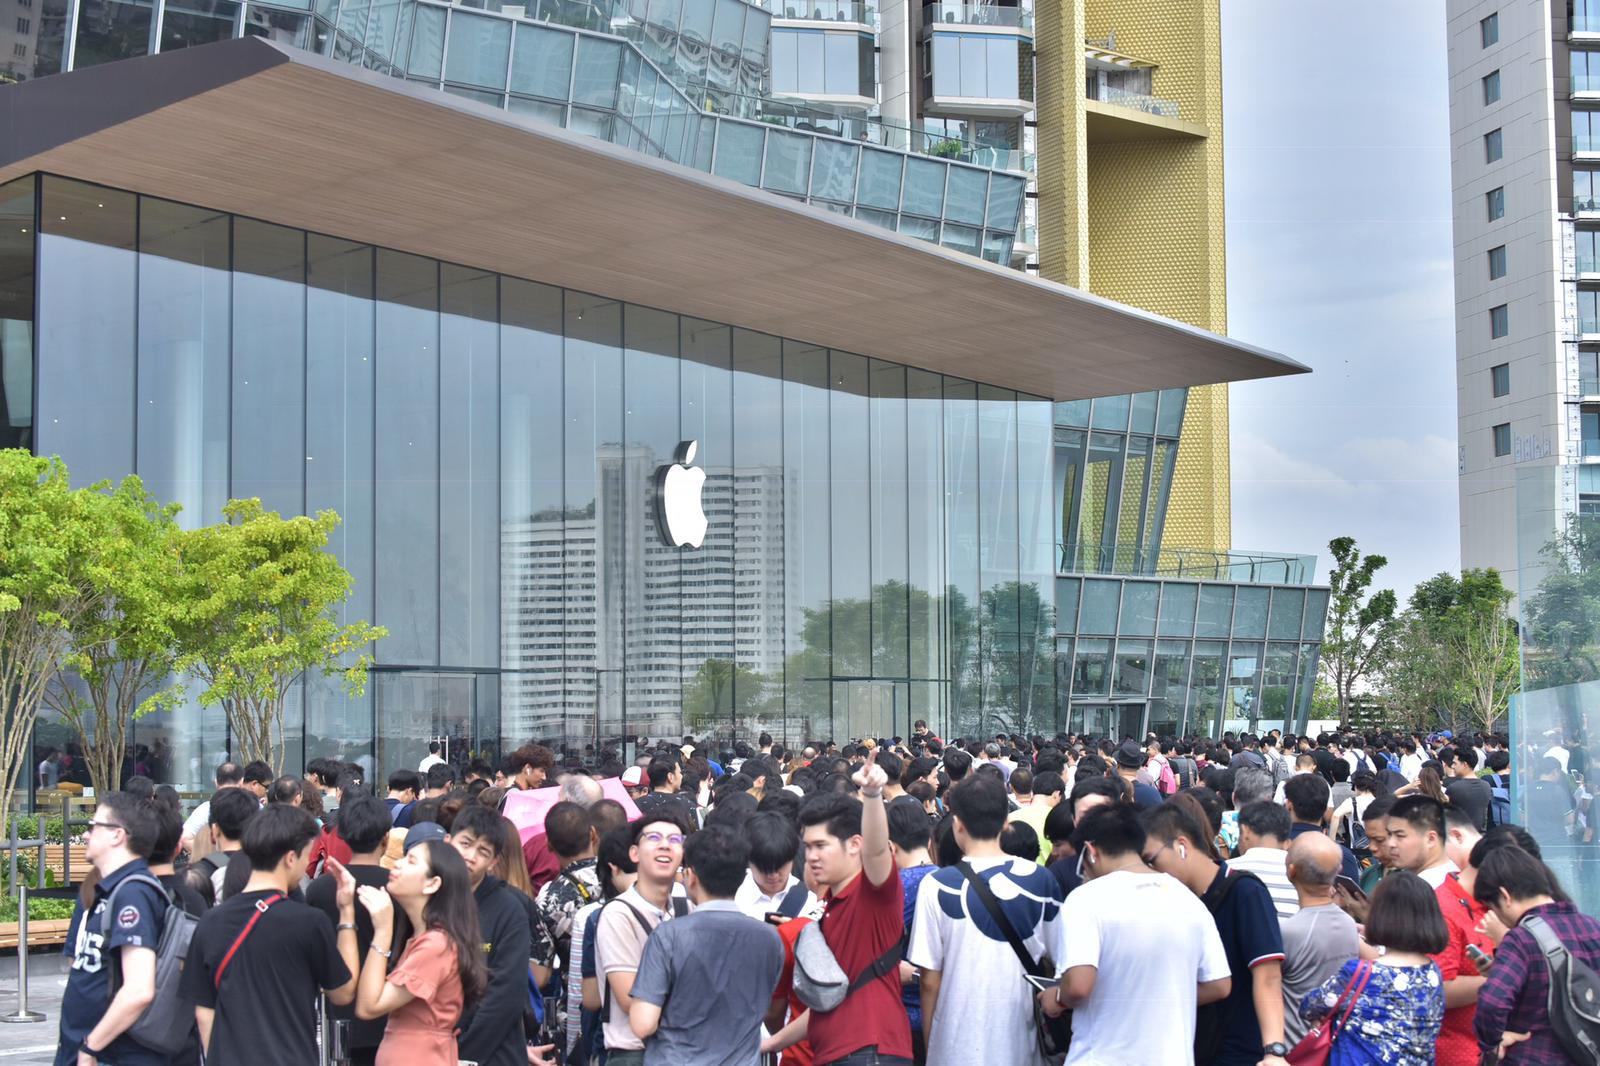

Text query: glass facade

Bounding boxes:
[922,30,1033,106]
[1511,464,1600,913]
[1055,575,1327,739]
[11,173,1053,788]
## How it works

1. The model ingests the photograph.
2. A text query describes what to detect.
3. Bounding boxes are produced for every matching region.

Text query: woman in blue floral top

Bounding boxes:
[1300,871,1448,1066]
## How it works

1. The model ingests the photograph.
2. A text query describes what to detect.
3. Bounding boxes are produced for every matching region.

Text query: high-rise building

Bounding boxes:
[1446,1,1595,593]
[0,0,1323,787]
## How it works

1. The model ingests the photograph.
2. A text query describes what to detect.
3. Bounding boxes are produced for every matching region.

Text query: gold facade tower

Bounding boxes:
[1035,0,1230,552]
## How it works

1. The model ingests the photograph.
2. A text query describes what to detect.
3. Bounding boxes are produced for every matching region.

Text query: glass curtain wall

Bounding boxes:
[20,174,1052,787]
[1056,574,1327,738]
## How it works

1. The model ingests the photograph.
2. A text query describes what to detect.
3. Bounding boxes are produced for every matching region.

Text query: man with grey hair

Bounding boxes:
[1219,767,1275,857]
[1278,834,1359,1047]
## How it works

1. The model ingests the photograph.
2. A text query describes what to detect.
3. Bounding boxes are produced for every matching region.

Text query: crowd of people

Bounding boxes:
[50,723,1600,1066]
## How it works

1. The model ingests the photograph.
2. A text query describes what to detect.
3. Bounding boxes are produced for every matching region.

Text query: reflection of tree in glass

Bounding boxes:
[1523,515,1600,691]
[682,658,775,738]
[770,580,1051,740]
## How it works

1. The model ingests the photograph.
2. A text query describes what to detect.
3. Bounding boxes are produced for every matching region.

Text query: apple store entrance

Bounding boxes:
[373,669,500,782]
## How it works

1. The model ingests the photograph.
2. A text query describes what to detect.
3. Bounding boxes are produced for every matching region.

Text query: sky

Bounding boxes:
[1222,0,1458,604]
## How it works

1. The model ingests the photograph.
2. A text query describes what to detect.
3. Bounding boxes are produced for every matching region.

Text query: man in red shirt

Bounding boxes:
[1387,797,1495,1066]
[766,751,911,1066]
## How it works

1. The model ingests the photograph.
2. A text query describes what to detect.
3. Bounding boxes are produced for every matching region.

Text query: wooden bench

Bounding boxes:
[0,918,72,949]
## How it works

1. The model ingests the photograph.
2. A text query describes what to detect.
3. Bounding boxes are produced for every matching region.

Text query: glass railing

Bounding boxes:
[1585,438,1600,458]
[1058,543,1317,585]
[923,2,1031,30]
[1575,13,1600,33]
[768,0,874,22]
[1579,196,1600,214]
[1582,255,1600,274]
[1576,73,1600,94]
[1584,315,1600,335]
[714,89,1035,174]
[1085,82,1179,119]
[1578,138,1600,155]
[1017,223,1036,247]
[1581,376,1600,396]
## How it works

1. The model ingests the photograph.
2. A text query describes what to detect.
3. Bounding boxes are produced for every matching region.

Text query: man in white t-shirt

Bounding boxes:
[910,774,1067,1066]
[417,741,445,773]
[1039,804,1231,1066]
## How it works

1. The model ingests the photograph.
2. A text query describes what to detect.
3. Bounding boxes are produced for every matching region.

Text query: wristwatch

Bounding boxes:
[79,1039,104,1057]
[1263,1042,1289,1058]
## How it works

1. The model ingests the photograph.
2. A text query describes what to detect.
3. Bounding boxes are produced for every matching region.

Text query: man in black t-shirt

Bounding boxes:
[1441,747,1493,831]
[181,804,356,1065]
[305,795,393,1066]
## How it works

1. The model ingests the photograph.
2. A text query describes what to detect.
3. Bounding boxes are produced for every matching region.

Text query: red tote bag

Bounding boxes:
[1287,960,1375,1066]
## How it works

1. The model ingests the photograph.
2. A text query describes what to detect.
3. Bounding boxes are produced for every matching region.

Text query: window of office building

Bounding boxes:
[1577,50,1600,93]
[927,33,1031,102]
[1582,229,1600,273]
[1481,12,1498,46]
[1577,111,1600,153]
[1485,127,1503,162]
[1491,362,1510,397]
[1487,186,1505,220]
[1484,68,1501,103]
[769,28,873,99]
[1581,171,1600,214]
[1490,303,1509,338]
[1580,0,1600,33]
[1488,244,1507,279]
[1493,422,1511,457]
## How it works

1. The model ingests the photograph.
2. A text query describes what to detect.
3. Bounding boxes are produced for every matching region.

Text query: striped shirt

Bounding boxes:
[1224,847,1300,919]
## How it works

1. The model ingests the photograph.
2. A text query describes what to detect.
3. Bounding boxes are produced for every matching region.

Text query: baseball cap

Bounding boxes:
[1114,740,1145,770]
[404,821,448,850]
[621,766,645,787]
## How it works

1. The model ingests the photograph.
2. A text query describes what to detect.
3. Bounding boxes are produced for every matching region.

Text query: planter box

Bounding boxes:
[0,918,72,950]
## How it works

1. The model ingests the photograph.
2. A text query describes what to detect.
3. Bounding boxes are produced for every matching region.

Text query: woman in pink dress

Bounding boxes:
[328,841,487,1066]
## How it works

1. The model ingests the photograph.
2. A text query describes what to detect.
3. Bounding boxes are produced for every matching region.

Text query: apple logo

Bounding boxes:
[655,440,708,548]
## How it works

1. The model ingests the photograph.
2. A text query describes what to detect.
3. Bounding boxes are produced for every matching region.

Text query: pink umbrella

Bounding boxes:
[503,778,642,845]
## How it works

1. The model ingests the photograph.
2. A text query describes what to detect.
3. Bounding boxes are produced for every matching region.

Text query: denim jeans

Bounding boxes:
[820,1047,914,1066]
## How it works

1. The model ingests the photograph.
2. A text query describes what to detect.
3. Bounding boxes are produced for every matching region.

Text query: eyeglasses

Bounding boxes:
[87,820,124,834]
[1141,841,1174,868]
[640,832,685,847]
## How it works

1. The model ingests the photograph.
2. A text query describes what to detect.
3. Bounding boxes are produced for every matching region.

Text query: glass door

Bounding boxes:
[375,671,478,779]
[843,681,905,744]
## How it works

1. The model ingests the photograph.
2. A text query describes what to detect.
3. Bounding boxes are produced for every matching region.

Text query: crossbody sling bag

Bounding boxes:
[792,892,903,1013]
[214,893,283,990]
[955,861,1068,1060]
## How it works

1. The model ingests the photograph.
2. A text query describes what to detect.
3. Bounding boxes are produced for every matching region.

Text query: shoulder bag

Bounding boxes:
[955,861,1068,1062]
[1286,960,1373,1066]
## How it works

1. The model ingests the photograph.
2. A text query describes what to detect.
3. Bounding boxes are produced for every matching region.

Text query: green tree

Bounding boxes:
[1319,536,1398,727]
[682,658,774,736]
[41,476,186,797]
[1382,569,1520,734]
[979,581,1055,737]
[176,499,386,767]
[0,452,118,831]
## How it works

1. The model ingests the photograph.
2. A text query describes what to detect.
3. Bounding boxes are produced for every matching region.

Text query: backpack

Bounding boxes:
[102,874,200,1055]
[1523,915,1600,1066]
[1487,772,1512,828]
[1195,869,1264,1063]
[1172,757,1198,791]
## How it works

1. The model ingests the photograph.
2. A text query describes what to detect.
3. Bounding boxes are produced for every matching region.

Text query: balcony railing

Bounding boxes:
[1586,438,1600,459]
[1580,196,1600,214]
[1058,543,1316,585]
[1576,13,1600,33]
[1085,82,1179,119]
[1581,376,1600,396]
[1577,73,1600,94]
[769,0,874,22]
[924,2,1032,30]
[1586,315,1600,336]
[717,89,1036,174]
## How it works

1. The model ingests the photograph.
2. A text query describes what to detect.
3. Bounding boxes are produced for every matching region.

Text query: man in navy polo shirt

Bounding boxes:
[1141,801,1291,1066]
[56,792,168,1066]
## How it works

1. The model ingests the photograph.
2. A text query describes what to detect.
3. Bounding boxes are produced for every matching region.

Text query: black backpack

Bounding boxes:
[1195,869,1263,1063]
[1524,915,1600,1066]
[102,874,200,1054]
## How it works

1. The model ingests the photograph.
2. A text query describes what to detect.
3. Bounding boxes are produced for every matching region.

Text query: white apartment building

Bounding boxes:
[1448,0,1600,594]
